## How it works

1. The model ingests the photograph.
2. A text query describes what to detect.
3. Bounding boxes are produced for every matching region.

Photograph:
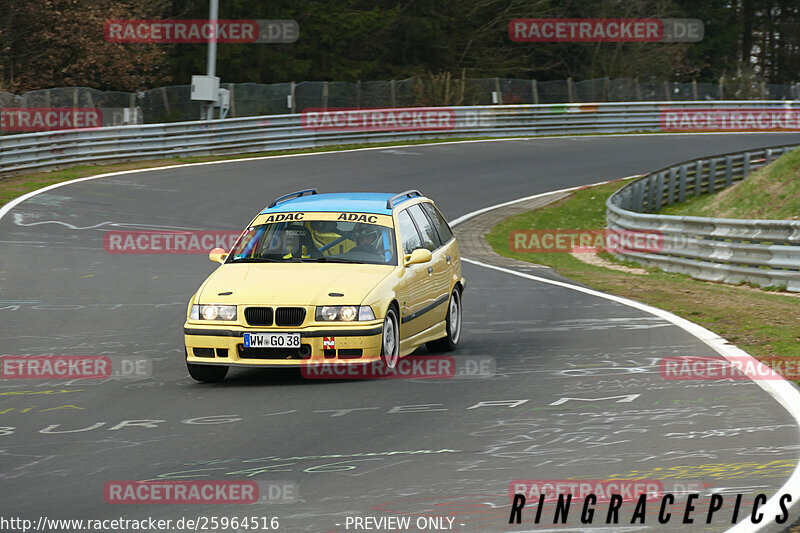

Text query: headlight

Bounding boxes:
[190,304,237,321]
[315,305,375,321]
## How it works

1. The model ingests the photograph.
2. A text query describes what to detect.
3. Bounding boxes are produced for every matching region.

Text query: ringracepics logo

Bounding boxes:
[300,108,456,132]
[509,229,663,254]
[509,18,703,42]
[508,481,792,526]
[660,356,800,381]
[104,481,258,504]
[0,108,102,132]
[104,230,241,254]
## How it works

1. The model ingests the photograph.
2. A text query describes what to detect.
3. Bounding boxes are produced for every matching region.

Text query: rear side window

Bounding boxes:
[397,210,422,254]
[420,202,454,244]
[408,204,441,251]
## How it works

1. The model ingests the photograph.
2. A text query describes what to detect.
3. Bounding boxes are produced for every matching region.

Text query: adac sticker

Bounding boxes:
[337,213,379,223]
[262,212,305,223]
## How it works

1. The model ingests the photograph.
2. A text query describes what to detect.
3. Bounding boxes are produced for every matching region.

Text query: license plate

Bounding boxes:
[244,332,301,348]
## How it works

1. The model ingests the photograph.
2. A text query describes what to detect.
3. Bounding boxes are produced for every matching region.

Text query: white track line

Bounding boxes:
[451,188,800,533]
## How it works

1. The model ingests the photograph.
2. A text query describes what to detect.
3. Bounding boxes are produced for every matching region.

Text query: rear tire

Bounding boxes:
[186,354,229,382]
[380,306,400,369]
[426,286,462,353]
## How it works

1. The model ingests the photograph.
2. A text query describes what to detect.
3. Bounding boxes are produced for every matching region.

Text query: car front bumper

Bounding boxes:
[183,322,384,367]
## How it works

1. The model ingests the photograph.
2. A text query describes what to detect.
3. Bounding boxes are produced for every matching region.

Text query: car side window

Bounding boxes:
[408,204,441,251]
[420,202,454,244]
[397,209,423,255]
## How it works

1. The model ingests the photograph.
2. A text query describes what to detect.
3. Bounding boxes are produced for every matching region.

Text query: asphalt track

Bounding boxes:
[2,133,800,533]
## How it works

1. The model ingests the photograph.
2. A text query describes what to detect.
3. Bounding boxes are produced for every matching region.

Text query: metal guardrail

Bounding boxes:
[1,100,799,175]
[606,144,800,292]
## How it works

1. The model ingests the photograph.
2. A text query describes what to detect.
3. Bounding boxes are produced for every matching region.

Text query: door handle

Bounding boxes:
[427,266,434,275]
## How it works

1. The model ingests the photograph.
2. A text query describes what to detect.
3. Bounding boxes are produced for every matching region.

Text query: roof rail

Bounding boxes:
[268,189,318,208]
[386,190,422,209]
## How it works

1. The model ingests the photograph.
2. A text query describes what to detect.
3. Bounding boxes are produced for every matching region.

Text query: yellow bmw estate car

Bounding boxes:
[183,189,465,382]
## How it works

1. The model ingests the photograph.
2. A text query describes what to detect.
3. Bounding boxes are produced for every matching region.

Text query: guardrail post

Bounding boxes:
[634,181,644,211]
[567,77,574,103]
[290,81,296,113]
[531,80,539,104]
[765,148,773,164]
[228,83,236,118]
[355,80,362,109]
[390,80,396,107]
[724,155,733,187]
[645,174,655,212]
[322,81,329,109]
[743,152,750,177]
[654,172,665,211]
[718,77,724,100]
[678,165,687,203]
[708,158,718,193]
[692,80,698,100]
[694,160,703,196]
[667,168,677,205]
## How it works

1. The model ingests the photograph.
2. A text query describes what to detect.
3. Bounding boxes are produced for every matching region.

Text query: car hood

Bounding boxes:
[197,263,395,306]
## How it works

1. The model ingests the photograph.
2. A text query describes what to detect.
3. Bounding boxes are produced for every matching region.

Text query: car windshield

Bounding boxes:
[227,219,397,266]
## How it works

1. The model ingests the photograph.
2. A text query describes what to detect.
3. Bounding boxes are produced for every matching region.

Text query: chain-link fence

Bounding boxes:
[1,77,798,128]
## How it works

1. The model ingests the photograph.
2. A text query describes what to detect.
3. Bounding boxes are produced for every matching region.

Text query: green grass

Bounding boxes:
[660,147,800,220]
[486,182,800,359]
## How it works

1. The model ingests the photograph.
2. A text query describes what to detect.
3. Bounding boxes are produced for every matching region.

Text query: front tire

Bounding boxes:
[380,306,400,369]
[426,286,462,353]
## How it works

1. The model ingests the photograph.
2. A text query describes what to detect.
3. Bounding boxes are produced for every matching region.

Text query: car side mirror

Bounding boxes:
[209,247,228,264]
[404,248,432,267]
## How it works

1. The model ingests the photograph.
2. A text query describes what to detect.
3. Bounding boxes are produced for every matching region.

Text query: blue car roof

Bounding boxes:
[260,192,417,215]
